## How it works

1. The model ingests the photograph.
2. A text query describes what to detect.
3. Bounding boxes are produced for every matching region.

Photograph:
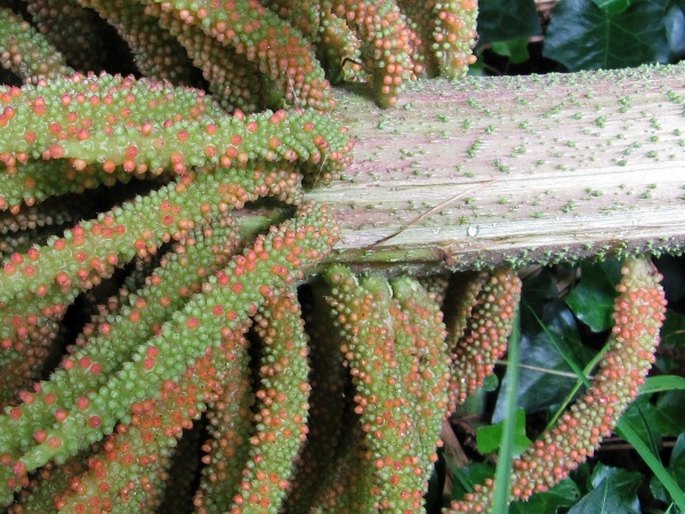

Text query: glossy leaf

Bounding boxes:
[450,462,495,500]
[510,480,581,514]
[492,302,591,421]
[491,38,531,64]
[565,259,621,333]
[656,309,685,374]
[478,0,541,42]
[590,0,634,15]
[476,408,531,455]
[567,464,641,514]
[640,375,685,395]
[544,0,671,70]
[651,432,685,505]
[655,391,685,437]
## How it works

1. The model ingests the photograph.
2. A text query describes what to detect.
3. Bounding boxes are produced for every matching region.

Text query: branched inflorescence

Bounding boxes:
[0,2,671,513]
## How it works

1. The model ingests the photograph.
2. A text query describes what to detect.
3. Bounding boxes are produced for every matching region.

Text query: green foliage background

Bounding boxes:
[477,0,684,69]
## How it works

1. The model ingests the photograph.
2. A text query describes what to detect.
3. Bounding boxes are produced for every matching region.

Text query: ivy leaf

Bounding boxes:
[566,259,621,333]
[450,462,495,500]
[590,0,635,15]
[654,390,685,436]
[492,302,592,421]
[491,38,531,64]
[543,0,671,70]
[620,397,663,452]
[666,3,685,58]
[478,0,541,42]
[476,408,531,454]
[568,464,642,513]
[510,479,581,513]
[656,309,685,374]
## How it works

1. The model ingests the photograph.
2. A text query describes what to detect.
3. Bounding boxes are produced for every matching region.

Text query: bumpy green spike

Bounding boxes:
[431,0,478,79]
[0,201,338,507]
[322,267,427,513]
[0,216,241,459]
[230,287,310,513]
[141,0,334,111]
[321,0,416,107]
[447,268,522,411]
[0,164,300,304]
[24,0,105,71]
[261,0,321,40]
[9,448,92,513]
[0,74,351,178]
[282,282,347,512]
[54,326,250,514]
[391,276,450,477]
[0,7,73,81]
[145,2,266,113]
[193,328,254,514]
[77,0,196,84]
[318,11,365,85]
[0,159,141,214]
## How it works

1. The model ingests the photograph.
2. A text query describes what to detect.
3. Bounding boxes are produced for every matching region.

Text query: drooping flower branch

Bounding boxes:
[448,258,667,513]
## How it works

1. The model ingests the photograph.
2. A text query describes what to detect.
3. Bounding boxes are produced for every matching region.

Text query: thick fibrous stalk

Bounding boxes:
[448,258,667,512]
[0,7,73,80]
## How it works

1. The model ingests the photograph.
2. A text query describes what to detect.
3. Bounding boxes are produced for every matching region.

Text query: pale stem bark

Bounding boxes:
[305,64,685,272]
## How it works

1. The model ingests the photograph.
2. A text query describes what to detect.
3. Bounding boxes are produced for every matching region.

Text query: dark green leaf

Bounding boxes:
[655,255,685,304]
[483,373,499,392]
[651,432,685,505]
[655,390,685,436]
[476,408,531,454]
[478,0,541,42]
[568,464,641,513]
[640,375,685,395]
[543,0,671,70]
[493,302,591,421]
[510,479,581,514]
[620,397,663,452]
[491,38,531,64]
[666,4,685,57]
[656,309,685,374]
[520,269,561,329]
[565,259,621,332]
[591,0,634,16]
[450,462,495,500]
